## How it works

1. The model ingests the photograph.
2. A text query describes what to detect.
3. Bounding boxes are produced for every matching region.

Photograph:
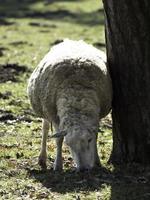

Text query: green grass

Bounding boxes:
[0,0,150,199]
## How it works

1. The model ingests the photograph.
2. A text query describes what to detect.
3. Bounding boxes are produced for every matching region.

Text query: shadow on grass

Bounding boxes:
[27,164,150,199]
[110,164,150,200]
[0,0,104,26]
[27,167,112,193]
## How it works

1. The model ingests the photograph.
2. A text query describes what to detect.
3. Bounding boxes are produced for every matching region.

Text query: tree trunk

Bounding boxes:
[103,0,150,164]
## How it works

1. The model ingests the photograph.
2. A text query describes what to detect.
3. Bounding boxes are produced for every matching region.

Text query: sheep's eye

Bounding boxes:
[88,138,92,143]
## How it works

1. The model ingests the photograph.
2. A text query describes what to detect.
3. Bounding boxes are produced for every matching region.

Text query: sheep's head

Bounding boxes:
[51,126,98,171]
[64,127,97,171]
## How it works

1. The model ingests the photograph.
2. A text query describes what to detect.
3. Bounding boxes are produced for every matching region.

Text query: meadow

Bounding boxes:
[0,0,150,199]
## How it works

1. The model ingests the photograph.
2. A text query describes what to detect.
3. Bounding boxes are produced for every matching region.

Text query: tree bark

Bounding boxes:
[103,0,150,164]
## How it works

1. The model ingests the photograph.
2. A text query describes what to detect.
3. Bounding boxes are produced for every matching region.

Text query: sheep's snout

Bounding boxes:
[65,132,96,171]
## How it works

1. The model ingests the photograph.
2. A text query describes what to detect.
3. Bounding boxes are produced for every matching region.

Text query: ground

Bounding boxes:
[0,0,150,200]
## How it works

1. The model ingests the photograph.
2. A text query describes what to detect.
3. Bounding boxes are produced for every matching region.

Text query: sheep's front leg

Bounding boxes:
[38,119,49,169]
[94,133,101,167]
[54,137,63,171]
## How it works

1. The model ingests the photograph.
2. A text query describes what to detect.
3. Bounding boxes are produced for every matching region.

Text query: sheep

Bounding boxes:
[27,39,112,171]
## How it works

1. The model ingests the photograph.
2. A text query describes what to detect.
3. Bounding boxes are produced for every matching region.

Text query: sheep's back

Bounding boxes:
[27,40,112,120]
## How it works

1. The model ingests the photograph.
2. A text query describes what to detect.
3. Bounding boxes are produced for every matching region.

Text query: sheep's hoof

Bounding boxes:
[38,157,47,170]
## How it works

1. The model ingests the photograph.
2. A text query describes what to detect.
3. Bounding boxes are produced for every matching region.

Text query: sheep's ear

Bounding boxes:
[50,131,67,138]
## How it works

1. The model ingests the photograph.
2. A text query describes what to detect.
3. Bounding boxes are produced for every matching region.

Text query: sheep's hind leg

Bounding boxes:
[54,137,63,171]
[38,119,49,169]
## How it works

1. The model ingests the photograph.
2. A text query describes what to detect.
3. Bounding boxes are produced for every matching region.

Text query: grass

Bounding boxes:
[0,0,150,199]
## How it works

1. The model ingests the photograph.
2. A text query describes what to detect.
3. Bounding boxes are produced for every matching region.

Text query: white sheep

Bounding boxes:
[27,39,112,171]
